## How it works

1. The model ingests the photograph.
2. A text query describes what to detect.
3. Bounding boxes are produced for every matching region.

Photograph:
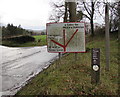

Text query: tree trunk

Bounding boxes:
[90,18,94,36]
[91,2,94,36]
[64,2,68,22]
[68,2,77,22]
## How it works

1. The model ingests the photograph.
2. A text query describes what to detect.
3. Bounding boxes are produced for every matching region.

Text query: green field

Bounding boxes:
[15,33,119,96]
[2,35,47,47]
[33,35,46,45]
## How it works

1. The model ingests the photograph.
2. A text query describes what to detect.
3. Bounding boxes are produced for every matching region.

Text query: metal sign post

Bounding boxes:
[58,52,61,64]
[91,48,100,84]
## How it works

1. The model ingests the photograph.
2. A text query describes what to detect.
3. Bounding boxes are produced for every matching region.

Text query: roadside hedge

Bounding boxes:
[6,35,35,43]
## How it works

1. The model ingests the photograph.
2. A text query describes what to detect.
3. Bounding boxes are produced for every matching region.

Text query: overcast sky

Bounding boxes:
[0,0,117,30]
[0,0,58,30]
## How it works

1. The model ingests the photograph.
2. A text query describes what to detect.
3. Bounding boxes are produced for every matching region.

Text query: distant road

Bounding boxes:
[1,45,58,96]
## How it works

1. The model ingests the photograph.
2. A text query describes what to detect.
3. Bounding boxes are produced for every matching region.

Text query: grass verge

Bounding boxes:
[15,33,119,96]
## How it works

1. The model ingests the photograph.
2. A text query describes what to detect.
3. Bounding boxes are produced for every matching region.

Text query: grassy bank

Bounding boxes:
[2,35,47,47]
[15,33,119,96]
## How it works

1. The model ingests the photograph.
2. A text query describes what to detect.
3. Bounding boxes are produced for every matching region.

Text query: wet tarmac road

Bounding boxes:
[0,46,58,96]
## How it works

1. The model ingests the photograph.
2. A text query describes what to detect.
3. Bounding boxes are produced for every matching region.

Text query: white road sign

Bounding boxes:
[46,22,85,53]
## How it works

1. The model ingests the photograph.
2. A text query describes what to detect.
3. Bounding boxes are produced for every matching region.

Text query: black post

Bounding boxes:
[91,48,100,84]
[58,52,61,64]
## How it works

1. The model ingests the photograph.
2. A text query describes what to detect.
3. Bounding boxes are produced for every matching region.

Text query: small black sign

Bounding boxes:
[91,48,100,84]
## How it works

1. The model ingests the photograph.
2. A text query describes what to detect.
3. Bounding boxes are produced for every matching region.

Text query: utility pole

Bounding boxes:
[105,3,110,71]
[117,2,120,94]
[118,2,120,41]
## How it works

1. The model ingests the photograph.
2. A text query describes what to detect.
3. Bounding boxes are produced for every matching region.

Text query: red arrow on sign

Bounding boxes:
[51,29,78,52]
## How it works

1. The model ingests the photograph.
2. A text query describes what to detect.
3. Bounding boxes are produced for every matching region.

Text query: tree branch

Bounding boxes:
[83,2,91,16]
[83,13,91,20]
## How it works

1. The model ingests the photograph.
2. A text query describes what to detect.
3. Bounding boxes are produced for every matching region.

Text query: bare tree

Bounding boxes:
[49,0,83,22]
[50,0,103,37]
[109,2,119,32]
[77,0,99,36]
[49,1,65,22]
